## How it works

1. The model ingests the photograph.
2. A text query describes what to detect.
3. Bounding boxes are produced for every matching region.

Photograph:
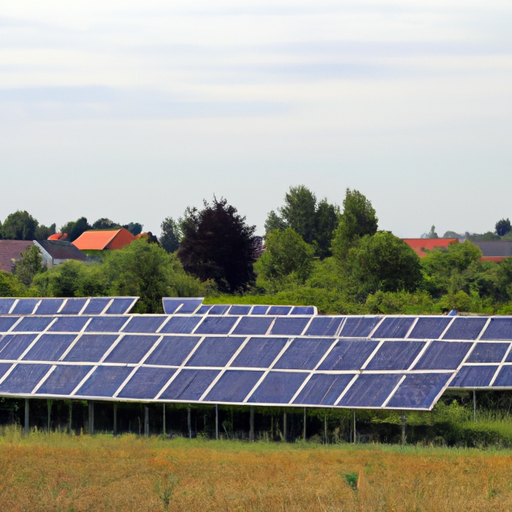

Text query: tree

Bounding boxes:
[427,225,438,239]
[35,223,56,240]
[12,245,46,285]
[60,217,91,242]
[345,231,422,300]
[496,218,512,237]
[332,189,378,261]
[123,222,143,236]
[255,228,315,292]
[160,217,181,253]
[0,271,26,296]
[92,218,120,230]
[1,211,38,240]
[177,198,257,293]
[313,200,339,259]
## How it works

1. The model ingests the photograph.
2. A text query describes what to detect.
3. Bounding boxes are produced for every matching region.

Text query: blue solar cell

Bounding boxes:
[409,317,451,339]
[0,334,37,360]
[467,343,509,363]
[386,373,452,409]
[12,299,39,315]
[365,341,426,371]
[85,316,128,332]
[204,370,264,402]
[208,305,230,315]
[159,369,220,400]
[341,317,381,337]
[268,306,292,316]
[227,305,251,315]
[59,298,87,315]
[194,316,238,335]
[0,363,51,394]
[122,316,167,333]
[481,318,512,341]
[305,317,344,337]
[371,318,415,339]
[0,363,14,381]
[269,317,310,336]
[251,306,269,315]
[36,365,92,395]
[443,318,487,340]
[273,338,333,370]
[196,305,212,314]
[35,299,65,315]
[118,367,177,399]
[64,334,118,362]
[232,317,273,335]
[413,341,472,370]
[13,317,54,332]
[186,337,245,367]
[0,298,16,314]
[0,317,19,332]
[23,334,76,361]
[104,335,159,364]
[145,336,200,366]
[231,337,288,368]
[75,366,133,397]
[317,340,379,370]
[105,298,136,315]
[338,374,401,407]
[162,298,203,314]
[290,306,316,315]
[450,366,498,388]
[492,366,512,387]
[81,298,111,315]
[293,374,355,406]
[159,316,202,334]
[49,317,90,332]
[248,371,309,404]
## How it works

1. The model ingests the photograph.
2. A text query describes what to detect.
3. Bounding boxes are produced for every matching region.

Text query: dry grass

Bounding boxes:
[1,428,512,511]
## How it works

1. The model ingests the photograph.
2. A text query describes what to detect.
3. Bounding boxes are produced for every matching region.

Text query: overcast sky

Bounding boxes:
[1,0,511,237]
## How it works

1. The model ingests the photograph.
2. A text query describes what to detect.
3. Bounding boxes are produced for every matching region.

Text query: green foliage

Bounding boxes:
[255,228,315,292]
[427,225,438,238]
[160,217,181,253]
[365,290,435,314]
[12,245,46,285]
[343,472,358,491]
[92,218,120,230]
[495,218,511,237]
[60,217,91,242]
[332,189,378,261]
[0,271,26,296]
[123,222,143,236]
[178,198,257,293]
[34,223,56,240]
[344,232,422,301]
[1,210,38,240]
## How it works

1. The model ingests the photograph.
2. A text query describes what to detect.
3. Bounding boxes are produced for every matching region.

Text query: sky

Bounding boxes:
[1,0,511,237]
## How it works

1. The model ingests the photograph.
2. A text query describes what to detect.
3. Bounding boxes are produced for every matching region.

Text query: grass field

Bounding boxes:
[2,428,512,511]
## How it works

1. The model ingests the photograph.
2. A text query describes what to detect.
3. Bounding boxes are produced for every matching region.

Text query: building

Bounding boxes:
[0,240,33,272]
[72,228,135,251]
[402,238,459,258]
[472,241,512,262]
[35,240,88,268]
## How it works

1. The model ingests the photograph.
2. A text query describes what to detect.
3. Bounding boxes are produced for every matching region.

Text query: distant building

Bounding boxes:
[34,240,87,268]
[472,241,512,262]
[72,228,135,251]
[48,233,69,241]
[402,238,459,258]
[0,240,33,272]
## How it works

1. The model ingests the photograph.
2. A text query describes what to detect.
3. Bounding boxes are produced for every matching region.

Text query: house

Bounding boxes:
[72,228,135,251]
[402,238,459,258]
[0,240,33,272]
[472,241,512,262]
[34,240,87,268]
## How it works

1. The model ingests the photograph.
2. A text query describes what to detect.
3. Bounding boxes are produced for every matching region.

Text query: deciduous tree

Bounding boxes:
[12,245,46,285]
[1,210,38,240]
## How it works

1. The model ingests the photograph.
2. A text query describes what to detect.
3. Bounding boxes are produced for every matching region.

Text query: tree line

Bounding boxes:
[2,186,512,315]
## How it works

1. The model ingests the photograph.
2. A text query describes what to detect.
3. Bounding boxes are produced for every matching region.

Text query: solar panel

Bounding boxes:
[251,306,269,315]
[269,317,310,336]
[82,298,111,315]
[290,306,316,315]
[13,317,54,332]
[491,366,512,387]
[227,305,252,315]
[231,337,288,368]
[64,334,119,363]
[75,366,133,397]
[467,342,509,363]
[365,341,426,371]
[159,316,202,335]
[59,298,87,315]
[144,336,201,366]
[317,340,379,371]
[34,299,65,315]
[85,317,128,333]
[0,334,38,360]
[450,366,498,388]
[159,369,220,401]
[409,317,451,339]
[162,298,203,314]
[341,317,381,337]
[22,334,77,361]
[443,317,487,340]
[193,316,238,335]
[305,317,344,337]
[0,299,16,315]
[36,365,93,395]
[104,335,159,364]
[117,367,176,399]
[273,338,333,370]
[204,370,264,402]
[105,298,138,315]
[293,374,355,406]
[208,305,231,315]
[0,364,51,394]
[232,317,273,335]
[49,317,90,332]
[371,317,415,339]
[413,341,472,370]
[0,317,20,332]
[185,337,244,367]
[338,374,402,408]
[481,318,512,341]
[268,306,292,316]
[122,316,167,333]
[12,299,39,315]
[247,371,308,404]
[386,373,452,409]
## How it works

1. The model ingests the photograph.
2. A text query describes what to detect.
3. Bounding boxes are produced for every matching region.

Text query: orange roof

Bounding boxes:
[72,228,135,251]
[48,233,68,241]
[402,238,459,258]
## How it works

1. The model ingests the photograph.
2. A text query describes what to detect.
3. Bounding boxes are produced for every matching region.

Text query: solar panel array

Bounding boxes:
[0,297,511,411]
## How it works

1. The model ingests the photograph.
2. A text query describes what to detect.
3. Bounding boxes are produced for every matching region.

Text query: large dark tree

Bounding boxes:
[160,217,181,253]
[496,218,512,237]
[177,198,257,293]
[1,210,38,240]
[60,217,91,242]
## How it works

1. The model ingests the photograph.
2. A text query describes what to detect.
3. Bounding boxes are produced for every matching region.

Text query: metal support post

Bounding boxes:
[303,408,307,441]
[353,411,356,444]
[113,403,118,436]
[401,414,407,446]
[47,400,51,432]
[144,406,149,437]
[24,399,29,435]
[473,390,477,423]
[187,405,192,439]
[88,401,94,435]
[68,402,72,434]
[283,412,287,442]
[215,404,219,440]
[324,412,328,444]
[162,404,166,437]
[249,406,255,441]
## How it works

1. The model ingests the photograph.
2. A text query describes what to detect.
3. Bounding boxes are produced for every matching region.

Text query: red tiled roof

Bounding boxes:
[72,228,135,251]
[48,233,68,241]
[0,240,33,272]
[402,238,459,258]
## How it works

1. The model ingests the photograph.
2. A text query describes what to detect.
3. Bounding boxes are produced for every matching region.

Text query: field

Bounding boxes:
[2,429,512,511]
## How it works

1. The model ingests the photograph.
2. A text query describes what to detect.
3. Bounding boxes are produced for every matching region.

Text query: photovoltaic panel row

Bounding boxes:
[0,297,137,316]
